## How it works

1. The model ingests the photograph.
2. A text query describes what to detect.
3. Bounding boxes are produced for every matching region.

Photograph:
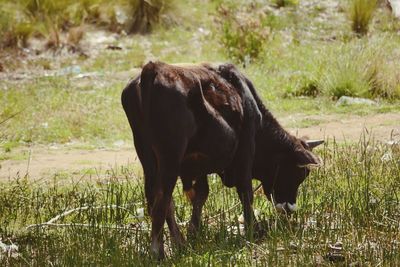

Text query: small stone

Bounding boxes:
[388,0,400,18]
[136,207,145,219]
[329,241,343,250]
[381,152,393,162]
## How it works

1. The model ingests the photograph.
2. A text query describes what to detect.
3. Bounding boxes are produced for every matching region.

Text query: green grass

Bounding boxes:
[1,139,399,265]
[0,77,130,145]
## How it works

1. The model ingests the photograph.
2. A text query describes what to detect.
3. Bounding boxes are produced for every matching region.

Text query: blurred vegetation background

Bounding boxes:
[1,0,399,97]
[0,0,399,146]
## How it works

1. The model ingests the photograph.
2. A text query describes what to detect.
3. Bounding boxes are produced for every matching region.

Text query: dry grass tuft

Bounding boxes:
[349,0,378,35]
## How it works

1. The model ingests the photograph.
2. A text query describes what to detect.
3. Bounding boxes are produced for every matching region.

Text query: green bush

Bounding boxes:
[217,4,270,64]
[221,19,268,64]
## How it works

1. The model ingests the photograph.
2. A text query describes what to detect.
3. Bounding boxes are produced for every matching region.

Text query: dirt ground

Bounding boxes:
[1,112,398,181]
[283,112,400,141]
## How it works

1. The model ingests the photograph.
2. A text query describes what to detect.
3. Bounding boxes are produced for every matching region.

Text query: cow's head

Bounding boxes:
[262,138,324,214]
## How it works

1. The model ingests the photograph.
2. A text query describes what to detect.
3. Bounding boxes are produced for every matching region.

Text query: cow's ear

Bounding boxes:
[295,149,321,168]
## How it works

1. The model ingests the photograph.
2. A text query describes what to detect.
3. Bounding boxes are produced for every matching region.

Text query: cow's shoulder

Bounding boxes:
[213,63,262,127]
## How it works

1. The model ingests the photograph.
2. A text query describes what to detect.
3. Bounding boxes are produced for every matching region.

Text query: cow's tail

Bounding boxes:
[139,61,158,125]
[121,75,141,132]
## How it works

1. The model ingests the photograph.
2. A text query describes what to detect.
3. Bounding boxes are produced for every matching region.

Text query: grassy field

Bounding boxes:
[1,0,400,265]
[1,138,399,265]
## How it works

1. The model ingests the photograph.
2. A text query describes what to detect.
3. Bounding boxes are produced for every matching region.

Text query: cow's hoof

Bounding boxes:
[150,242,165,261]
[171,230,186,247]
[187,223,200,239]
[151,250,165,261]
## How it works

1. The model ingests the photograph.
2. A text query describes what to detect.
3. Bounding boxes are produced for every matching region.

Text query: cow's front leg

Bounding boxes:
[236,178,257,238]
[184,176,209,237]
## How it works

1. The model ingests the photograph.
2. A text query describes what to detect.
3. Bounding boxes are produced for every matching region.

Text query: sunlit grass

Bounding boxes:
[0,138,399,265]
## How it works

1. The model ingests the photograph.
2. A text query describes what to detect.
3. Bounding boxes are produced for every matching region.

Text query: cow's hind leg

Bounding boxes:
[183,176,209,237]
[150,156,184,260]
[166,199,185,247]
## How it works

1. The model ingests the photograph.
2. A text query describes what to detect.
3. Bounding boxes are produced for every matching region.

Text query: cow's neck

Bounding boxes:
[260,108,294,152]
[252,104,295,179]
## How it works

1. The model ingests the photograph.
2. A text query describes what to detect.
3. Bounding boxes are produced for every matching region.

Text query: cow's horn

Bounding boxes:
[306,139,324,149]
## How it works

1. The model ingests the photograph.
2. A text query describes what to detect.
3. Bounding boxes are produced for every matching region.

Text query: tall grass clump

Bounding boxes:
[319,39,400,99]
[126,0,175,34]
[349,0,378,35]
[0,2,33,48]
[288,38,400,100]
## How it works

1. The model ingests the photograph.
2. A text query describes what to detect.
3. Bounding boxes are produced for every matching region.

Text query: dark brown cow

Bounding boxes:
[121,61,323,259]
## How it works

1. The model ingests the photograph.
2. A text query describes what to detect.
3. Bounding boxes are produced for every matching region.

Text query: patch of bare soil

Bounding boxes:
[1,113,398,181]
[284,112,400,142]
[0,146,138,181]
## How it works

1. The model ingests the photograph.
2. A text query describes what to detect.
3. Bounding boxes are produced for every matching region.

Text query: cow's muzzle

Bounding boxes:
[275,202,297,213]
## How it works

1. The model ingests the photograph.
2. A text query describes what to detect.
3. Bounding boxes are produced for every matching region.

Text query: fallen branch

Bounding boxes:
[26,222,147,231]
[26,204,140,230]
[26,183,263,231]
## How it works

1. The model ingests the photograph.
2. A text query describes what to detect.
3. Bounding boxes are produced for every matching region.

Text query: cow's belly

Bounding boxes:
[180,124,238,178]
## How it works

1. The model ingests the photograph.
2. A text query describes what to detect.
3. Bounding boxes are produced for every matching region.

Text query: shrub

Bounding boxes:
[349,0,377,35]
[217,4,270,64]
[221,19,268,64]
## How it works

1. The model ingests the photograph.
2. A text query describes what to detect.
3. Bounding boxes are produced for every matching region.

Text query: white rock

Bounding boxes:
[336,96,377,106]
[389,0,400,18]
[381,152,393,162]
[136,207,145,219]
